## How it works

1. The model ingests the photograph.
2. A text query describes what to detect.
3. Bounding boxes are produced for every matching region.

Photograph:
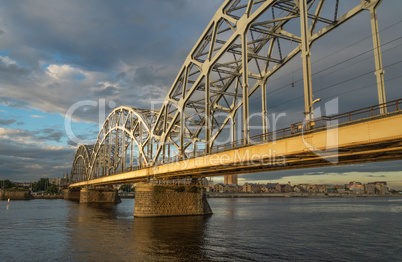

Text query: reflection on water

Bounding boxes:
[67,200,211,261]
[1,198,402,261]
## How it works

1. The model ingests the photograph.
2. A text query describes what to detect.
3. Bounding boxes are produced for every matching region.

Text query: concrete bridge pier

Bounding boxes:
[63,187,81,201]
[79,186,121,204]
[134,182,212,217]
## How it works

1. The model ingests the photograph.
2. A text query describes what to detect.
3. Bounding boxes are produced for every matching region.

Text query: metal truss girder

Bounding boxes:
[70,0,387,184]
[71,114,402,187]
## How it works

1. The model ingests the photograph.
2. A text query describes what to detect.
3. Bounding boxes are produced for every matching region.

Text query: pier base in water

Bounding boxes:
[134,182,212,217]
[79,187,121,203]
[63,188,81,201]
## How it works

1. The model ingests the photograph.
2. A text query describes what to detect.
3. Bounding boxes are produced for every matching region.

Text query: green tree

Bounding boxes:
[0,179,16,189]
[119,184,133,192]
[31,182,39,192]
[46,184,59,194]
[37,178,49,191]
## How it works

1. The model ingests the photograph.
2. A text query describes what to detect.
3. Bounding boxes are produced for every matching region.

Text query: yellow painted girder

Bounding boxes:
[70,114,402,187]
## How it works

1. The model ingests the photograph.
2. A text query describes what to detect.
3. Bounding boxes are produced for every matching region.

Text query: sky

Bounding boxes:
[0,0,401,189]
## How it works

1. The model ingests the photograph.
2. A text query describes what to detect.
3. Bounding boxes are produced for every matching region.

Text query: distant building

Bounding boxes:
[224,175,238,185]
[261,183,278,193]
[326,187,337,194]
[213,183,225,193]
[279,183,292,193]
[243,183,262,193]
[365,181,388,195]
[225,184,241,193]
[49,177,68,187]
[213,183,242,193]
[204,185,213,192]
[345,182,362,194]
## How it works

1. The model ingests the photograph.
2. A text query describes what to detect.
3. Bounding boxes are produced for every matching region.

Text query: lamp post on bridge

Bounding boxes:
[303,98,321,130]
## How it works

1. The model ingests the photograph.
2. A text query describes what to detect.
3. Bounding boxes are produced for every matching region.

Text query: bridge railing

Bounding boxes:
[147,98,402,169]
[207,98,402,155]
[291,98,402,133]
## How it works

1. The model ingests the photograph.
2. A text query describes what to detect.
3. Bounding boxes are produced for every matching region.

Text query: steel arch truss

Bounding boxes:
[150,0,384,163]
[70,145,93,183]
[89,106,160,179]
[71,0,385,182]
[71,107,160,181]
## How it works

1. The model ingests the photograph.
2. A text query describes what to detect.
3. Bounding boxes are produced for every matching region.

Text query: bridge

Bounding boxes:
[67,0,402,217]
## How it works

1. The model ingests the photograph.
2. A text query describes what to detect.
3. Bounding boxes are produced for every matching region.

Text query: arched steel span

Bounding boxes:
[70,106,180,181]
[71,0,386,182]
[150,0,385,164]
[70,145,92,183]
[87,106,160,180]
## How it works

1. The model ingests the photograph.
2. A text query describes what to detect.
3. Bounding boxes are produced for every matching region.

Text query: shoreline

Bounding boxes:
[33,194,64,199]
[207,193,402,198]
[6,192,401,200]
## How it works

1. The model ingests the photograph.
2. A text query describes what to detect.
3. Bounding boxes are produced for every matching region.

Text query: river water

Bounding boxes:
[1,197,401,261]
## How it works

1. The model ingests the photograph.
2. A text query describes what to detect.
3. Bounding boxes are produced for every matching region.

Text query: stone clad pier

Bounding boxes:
[134,180,212,217]
[64,186,121,203]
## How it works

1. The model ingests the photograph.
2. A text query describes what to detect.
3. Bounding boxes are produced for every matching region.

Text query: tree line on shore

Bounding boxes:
[0,178,58,194]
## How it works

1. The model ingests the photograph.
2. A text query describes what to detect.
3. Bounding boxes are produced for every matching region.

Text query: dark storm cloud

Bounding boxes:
[0,58,30,77]
[0,119,16,126]
[39,128,64,142]
[0,126,76,180]
[1,127,65,143]
[67,139,78,147]
[157,0,188,9]
[134,66,176,87]
[0,141,75,180]
[0,97,29,109]
[0,138,73,160]
[0,0,214,73]
[94,86,119,97]
[367,174,386,178]
[67,130,99,147]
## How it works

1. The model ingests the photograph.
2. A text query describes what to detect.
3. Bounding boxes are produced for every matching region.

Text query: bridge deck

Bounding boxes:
[70,112,402,187]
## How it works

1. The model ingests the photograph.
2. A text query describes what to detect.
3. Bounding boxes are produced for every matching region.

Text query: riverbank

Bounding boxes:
[0,190,34,200]
[119,193,135,199]
[33,194,64,199]
[207,192,402,198]
[32,193,135,199]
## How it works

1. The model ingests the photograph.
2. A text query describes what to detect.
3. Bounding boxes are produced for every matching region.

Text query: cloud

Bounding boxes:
[0,127,64,143]
[0,140,75,180]
[0,97,29,109]
[0,0,401,183]
[0,118,16,125]
[0,0,398,127]
[94,85,118,97]
[367,174,386,178]
[134,65,177,87]
[0,126,76,180]
[39,128,64,142]
[30,115,44,118]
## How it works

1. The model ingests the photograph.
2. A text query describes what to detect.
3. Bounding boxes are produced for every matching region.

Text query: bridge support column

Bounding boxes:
[63,188,81,201]
[369,4,387,114]
[79,187,121,204]
[134,182,212,217]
